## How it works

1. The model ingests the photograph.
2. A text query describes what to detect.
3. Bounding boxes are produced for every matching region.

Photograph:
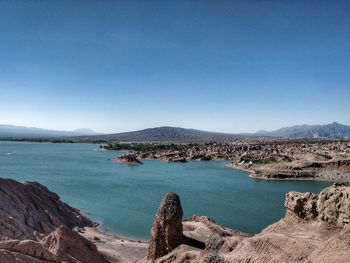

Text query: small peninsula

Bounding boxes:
[103,138,350,182]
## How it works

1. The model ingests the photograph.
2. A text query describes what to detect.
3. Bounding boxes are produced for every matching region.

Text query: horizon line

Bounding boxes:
[0,121,348,135]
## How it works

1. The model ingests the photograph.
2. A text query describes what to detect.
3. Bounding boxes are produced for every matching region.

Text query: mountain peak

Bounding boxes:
[0,125,100,138]
[328,122,342,126]
[257,122,350,139]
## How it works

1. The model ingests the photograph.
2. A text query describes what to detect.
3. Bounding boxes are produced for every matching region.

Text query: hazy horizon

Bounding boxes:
[0,121,349,135]
[1,1,349,133]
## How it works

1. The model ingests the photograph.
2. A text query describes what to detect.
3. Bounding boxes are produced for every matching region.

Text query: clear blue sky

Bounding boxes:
[0,0,349,133]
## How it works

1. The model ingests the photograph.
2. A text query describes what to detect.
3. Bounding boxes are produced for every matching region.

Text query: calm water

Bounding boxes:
[0,141,330,239]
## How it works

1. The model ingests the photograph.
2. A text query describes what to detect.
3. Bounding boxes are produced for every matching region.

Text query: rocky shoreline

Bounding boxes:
[139,183,350,263]
[0,178,108,263]
[229,163,350,183]
[105,139,350,182]
[0,178,149,263]
[0,177,350,262]
[112,154,144,165]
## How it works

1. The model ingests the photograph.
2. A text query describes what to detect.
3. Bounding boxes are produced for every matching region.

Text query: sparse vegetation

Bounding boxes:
[102,142,198,152]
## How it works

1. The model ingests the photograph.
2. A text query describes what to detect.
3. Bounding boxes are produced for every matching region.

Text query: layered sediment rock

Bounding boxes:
[0,178,108,263]
[142,184,350,263]
[0,178,93,241]
[40,225,108,263]
[285,191,318,221]
[147,192,184,260]
[0,225,108,263]
[317,183,350,227]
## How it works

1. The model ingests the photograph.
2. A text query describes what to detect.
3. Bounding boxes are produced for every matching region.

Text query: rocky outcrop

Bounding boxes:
[147,192,184,260]
[0,225,108,263]
[186,215,251,240]
[249,158,350,181]
[0,178,108,263]
[0,178,93,241]
[40,225,108,263]
[285,191,318,221]
[141,184,350,263]
[0,249,48,263]
[113,154,143,165]
[285,183,350,227]
[317,183,350,227]
[0,239,56,263]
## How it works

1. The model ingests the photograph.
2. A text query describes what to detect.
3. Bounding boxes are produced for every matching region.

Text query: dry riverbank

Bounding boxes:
[79,227,148,263]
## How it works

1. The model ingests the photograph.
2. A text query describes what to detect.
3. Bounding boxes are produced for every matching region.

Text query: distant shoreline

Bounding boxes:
[0,139,99,144]
[2,139,350,183]
[227,163,350,183]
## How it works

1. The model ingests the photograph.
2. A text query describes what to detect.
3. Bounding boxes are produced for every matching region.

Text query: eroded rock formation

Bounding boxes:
[113,154,143,165]
[285,191,318,221]
[147,192,184,260]
[2,177,350,263]
[0,178,93,241]
[0,178,108,263]
[40,225,108,263]
[317,183,350,227]
[109,140,350,182]
[141,184,350,263]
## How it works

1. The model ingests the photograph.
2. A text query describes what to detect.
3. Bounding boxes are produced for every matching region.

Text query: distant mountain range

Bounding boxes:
[0,125,99,138]
[63,122,350,142]
[256,122,350,139]
[0,122,349,142]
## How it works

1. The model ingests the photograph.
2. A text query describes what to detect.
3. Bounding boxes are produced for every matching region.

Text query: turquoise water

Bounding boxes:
[0,141,330,239]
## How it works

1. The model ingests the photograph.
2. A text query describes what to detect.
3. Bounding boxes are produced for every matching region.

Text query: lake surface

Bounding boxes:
[0,141,330,239]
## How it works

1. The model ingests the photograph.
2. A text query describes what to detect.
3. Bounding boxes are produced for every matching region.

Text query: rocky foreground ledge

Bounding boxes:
[1,178,350,263]
[0,178,109,263]
[141,184,350,263]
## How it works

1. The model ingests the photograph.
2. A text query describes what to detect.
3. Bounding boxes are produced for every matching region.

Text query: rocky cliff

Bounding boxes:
[0,178,108,263]
[141,184,350,263]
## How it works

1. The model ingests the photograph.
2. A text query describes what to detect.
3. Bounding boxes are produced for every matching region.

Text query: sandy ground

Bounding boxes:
[79,227,148,263]
[78,221,216,263]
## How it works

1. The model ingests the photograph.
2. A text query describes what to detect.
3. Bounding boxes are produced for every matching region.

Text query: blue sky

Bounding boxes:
[0,0,349,133]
